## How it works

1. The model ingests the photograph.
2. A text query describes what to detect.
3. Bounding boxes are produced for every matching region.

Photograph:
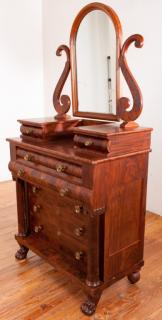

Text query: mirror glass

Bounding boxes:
[76,10,116,114]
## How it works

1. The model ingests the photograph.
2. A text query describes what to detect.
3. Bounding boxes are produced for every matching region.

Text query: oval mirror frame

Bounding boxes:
[70,2,122,121]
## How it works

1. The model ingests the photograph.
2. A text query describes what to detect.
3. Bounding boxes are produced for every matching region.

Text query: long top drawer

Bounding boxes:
[16,148,82,182]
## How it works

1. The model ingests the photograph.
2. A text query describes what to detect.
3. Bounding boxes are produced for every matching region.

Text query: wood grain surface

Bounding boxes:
[0,181,162,320]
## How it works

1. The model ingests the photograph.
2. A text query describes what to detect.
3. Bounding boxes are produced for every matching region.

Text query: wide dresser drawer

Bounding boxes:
[28,183,88,275]
[16,147,83,185]
[8,160,92,205]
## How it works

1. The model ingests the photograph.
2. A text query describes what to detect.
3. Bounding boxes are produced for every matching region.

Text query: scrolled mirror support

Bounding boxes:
[52,5,144,126]
[118,34,144,128]
[53,45,71,120]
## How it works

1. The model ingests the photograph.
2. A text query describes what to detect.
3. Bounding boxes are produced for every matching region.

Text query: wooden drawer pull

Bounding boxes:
[24,153,33,161]
[32,186,40,194]
[59,188,69,197]
[84,140,93,147]
[25,129,33,135]
[56,164,67,173]
[75,251,84,261]
[17,169,25,177]
[33,205,41,213]
[34,225,43,233]
[75,227,84,237]
[74,205,83,214]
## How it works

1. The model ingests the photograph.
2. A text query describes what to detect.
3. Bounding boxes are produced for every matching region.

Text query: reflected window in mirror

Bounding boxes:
[76,10,116,114]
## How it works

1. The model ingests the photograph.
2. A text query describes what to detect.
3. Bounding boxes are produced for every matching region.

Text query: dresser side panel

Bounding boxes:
[104,152,149,281]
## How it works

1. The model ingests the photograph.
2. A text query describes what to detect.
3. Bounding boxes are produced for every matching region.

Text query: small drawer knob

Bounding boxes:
[75,251,84,261]
[33,205,41,213]
[84,140,93,147]
[17,169,25,177]
[56,164,67,173]
[24,153,33,161]
[57,230,61,237]
[74,205,83,214]
[32,186,40,194]
[25,129,33,135]
[75,227,84,237]
[59,188,69,197]
[34,225,42,233]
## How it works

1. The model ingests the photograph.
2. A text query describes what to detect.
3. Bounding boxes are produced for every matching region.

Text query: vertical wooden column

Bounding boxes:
[86,214,101,287]
[139,155,149,259]
[16,179,29,237]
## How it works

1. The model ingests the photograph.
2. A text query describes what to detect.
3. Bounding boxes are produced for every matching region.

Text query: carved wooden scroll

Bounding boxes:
[118,34,144,128]
[53,45,71,120]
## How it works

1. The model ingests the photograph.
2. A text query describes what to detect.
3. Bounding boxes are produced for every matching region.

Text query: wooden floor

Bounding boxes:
[0,182,162,320]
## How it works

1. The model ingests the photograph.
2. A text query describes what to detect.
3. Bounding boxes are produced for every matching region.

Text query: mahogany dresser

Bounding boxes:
[7,2,152,316]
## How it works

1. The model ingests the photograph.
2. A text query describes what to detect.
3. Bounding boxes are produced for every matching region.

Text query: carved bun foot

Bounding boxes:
[15,245,29,260]
[80,299,96,316]
[128,271,140,284]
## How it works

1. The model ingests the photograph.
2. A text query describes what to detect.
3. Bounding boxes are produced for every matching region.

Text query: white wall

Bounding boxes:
[0,0,43,181]
[42,0,162,215]
[42,0,74,116]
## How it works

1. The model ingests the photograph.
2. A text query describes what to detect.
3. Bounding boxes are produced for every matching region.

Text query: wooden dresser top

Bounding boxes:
[7,122,152,164]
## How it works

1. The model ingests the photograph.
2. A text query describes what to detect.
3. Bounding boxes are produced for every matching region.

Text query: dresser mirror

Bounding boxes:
[70,2,121,121]
[75,10,116,115]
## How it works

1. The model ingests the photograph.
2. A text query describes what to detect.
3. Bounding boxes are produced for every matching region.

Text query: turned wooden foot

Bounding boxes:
[80,292,101,316]
[128,270,140,284]
[15,245,29,260]
[81,299,96,316]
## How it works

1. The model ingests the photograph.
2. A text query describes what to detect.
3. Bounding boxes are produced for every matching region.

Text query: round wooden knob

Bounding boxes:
[56,164,67,173]
[32,186,40,194]
[33,205,41,213]
[25,129,33,135]
[74,205,83,214]
[84,140,92,147]
[59,188,69,197]
[17,169,25,177]
[75,251,83,260]
[24,154,33,161]
[34,225,42,233]
[75,227,84,237]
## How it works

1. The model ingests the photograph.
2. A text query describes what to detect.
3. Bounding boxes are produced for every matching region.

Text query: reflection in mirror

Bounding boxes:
[76,10,116,114]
